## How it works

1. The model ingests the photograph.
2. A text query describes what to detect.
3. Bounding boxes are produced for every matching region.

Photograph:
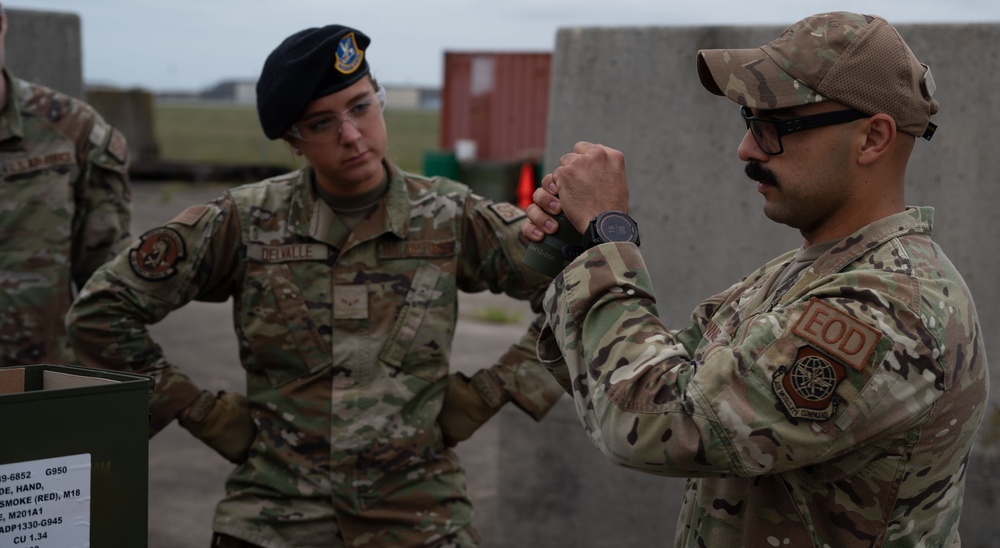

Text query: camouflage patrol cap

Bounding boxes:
[697,12,939,139]
[256,25,371,139]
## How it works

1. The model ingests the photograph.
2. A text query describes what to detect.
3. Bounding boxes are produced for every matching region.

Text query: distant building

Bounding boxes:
[385,86,441,110]
[150,89,201,102]
[152,79,440,111]
[201,79,257,104]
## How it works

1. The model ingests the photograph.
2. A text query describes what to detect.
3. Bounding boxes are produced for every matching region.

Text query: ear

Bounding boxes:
[857,114,896,166]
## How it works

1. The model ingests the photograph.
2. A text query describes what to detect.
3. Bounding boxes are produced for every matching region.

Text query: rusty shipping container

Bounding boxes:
[440,52,551,162]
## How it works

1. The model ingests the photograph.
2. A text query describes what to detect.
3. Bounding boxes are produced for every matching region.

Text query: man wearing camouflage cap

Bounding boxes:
[67,24,561,547]
[523,12,986,546]
[0,3,132,366]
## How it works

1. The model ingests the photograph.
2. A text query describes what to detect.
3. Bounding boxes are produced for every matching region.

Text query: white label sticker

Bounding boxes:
[0,454,91,548]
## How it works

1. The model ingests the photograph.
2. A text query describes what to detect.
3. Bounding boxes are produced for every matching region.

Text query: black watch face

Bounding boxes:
[597,213,637,243]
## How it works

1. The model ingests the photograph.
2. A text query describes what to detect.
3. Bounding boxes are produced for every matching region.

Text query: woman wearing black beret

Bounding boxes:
[67,23,561,548]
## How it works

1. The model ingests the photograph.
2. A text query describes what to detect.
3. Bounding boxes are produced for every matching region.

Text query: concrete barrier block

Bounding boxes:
[5,8,83,100]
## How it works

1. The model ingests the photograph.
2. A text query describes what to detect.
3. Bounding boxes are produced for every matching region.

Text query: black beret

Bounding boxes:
[256,25,372,139]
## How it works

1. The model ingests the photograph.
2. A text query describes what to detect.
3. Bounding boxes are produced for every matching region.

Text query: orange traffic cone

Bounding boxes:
[517,162,535,210]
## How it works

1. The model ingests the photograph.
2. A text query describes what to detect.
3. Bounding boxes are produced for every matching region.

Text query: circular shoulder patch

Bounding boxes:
[772,346,846,421]
[129,227,187,281]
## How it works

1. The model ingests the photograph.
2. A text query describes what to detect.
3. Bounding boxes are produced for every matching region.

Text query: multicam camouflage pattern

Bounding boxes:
[67,164,561,547]
[0,71,131,366]
[538,207,987,547]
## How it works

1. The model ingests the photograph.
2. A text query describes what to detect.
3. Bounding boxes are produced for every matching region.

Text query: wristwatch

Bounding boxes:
[584,210,640,248]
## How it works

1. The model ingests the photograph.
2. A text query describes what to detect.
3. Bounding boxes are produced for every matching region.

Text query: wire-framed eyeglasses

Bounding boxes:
[286,86,387,143]
[740,105,869,155]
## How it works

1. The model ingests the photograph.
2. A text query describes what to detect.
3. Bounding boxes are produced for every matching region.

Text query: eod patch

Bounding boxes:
[129,227,187,281]
[772,299,883,421]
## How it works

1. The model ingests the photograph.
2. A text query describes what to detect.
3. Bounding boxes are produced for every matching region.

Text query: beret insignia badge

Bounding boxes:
[335,32,364,74]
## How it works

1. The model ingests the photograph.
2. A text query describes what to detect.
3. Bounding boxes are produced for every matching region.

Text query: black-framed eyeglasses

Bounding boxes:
[740,105,869,155]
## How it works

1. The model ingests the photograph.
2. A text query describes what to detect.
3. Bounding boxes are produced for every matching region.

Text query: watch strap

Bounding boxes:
[585,211,639,248]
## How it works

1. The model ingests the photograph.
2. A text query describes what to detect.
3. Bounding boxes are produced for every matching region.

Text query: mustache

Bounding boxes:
[745,161,777,186]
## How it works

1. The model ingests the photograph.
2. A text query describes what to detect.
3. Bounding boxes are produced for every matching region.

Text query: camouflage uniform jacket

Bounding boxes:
[0,70,131,366]
[537,207,987,547]
[68,165,561,546]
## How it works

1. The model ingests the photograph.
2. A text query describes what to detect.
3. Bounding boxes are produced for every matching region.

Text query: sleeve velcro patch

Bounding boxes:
[107,128,129,164]
[792,298,881,371]
[168,205,210,227]
[88,120,110,148]
[486,202,526,225]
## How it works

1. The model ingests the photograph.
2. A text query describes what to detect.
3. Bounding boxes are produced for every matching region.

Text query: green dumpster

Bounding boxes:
[422,150,461,180]
[0,364,152,548]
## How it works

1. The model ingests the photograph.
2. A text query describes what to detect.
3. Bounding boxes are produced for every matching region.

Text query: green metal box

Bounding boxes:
[0,364,152,548]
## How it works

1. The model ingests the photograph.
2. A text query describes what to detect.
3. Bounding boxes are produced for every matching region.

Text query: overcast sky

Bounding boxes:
[19,1,1000,92]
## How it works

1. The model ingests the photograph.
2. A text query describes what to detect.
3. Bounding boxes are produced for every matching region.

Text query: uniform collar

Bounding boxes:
[749,207,935,310]
[800,207,934,279]
[287,161,411,248]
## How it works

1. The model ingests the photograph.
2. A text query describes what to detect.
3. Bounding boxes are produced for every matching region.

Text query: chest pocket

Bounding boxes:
[378,262,450,383]
[241,260,332,387]
[1,151,75,242]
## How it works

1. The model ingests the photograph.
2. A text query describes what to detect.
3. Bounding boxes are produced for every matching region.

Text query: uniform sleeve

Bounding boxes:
[71,119,133,289]
[457,196,563,419]
[67,196,243,435]
[538,242,943,478]
[457,195,553,298]
[482,309,564,421]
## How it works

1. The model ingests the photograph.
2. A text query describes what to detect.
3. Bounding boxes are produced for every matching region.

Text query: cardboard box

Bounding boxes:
[0,364,152,548]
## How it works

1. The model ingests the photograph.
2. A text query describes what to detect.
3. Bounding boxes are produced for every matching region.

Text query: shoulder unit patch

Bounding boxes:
[129,227,187,281]
[772,345,846,421]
